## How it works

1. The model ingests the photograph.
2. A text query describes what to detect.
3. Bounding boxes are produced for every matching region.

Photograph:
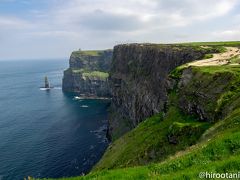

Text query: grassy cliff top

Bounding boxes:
[71,49,112,57]
[178,41,240,47]
[118,41,240,47]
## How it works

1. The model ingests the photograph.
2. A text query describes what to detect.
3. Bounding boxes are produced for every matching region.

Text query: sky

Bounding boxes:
[0,0,240,60]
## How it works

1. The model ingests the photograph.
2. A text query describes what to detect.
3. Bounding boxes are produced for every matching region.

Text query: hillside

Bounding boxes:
[37,42,240,180]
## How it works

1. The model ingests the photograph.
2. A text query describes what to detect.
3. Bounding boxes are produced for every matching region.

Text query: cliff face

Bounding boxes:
[94,63,240,171]
[108,44,218,139]
[62,50,113,97]
[173,66,240,122]
[69,50,112,71]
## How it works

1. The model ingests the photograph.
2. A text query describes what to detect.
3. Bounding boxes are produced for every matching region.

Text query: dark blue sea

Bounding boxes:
[0,60,109,180]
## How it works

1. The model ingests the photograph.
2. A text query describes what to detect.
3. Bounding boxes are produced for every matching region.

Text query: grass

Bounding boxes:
[65,68,109,80]
[122,41,240,48]
[71,68,85,73]
[92,90,211,171]
[36,108,240,180]
[169,64,240,121]
[82,71,109,80]
[72,50,104,57]
[192,65,240,74]
[192,65,240,118]
[178,41,240,47]
[169,65,188,79]
[230,55,240,64]
[203,53,213,59]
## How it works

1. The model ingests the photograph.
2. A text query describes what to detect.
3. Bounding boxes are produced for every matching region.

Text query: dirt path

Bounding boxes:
[188,47,240,66]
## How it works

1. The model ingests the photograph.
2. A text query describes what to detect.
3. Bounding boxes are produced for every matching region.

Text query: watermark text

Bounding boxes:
[199,172,240,179]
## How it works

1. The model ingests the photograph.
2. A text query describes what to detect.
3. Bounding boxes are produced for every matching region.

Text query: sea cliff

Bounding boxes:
[62,49,113,97]
[108,44,221,140]
[44,41,240,180]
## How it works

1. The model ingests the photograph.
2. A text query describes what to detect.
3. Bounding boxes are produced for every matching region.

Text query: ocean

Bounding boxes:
[0,60,109,180]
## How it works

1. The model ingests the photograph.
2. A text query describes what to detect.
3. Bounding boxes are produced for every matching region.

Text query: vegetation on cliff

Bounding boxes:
[93,105,210,171]
[69,49,112,71]
[68,68,109,80]
[71,50,106,57]
[48,107,240,179]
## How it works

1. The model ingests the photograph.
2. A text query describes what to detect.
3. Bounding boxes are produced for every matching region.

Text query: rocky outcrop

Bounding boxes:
[108,44,217,140]
[173,66,236,122]
[62,50,113,97]
[69,50,113,71]
[63,68,111,97]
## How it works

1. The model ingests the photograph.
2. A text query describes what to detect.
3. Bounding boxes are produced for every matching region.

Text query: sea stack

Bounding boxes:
[45,76,50,88]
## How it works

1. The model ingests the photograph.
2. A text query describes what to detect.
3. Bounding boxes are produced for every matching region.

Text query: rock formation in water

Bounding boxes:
[62,49,113,97]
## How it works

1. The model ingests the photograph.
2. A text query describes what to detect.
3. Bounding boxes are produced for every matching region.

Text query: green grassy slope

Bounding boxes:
[41,105,240,180]
[82,108,240,180]
[75,65,240,179]
[93,107,210,171]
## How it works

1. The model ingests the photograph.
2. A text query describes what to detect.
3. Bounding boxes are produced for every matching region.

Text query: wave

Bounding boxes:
[40,87,62,91]
[39,88,51,91]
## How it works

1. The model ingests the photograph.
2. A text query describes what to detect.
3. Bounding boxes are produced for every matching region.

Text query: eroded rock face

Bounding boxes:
[62,50,113,97]
[63,69,111,97]
[69,50,113,71]
[176,67,234,122]
[108,44,212,140]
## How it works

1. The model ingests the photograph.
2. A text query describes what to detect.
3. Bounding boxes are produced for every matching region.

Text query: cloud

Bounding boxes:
[0,0,239,59]
[50,0,238,32]
[0,16,31,29]
[213,29,240,40]
[157,0,237,19]
[27,30,81,39]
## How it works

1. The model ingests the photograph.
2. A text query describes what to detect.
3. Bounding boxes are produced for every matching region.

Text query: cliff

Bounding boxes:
[91,43,240,174]
[36,42,240,180]
[108,44,222,140]
[62,49,113,97]
[69,50,112,71]
[47,42,240,180]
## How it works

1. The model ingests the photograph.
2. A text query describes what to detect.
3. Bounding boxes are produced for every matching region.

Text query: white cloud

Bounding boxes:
[44,0,238,34]
[0,16,31,29]
[213,29,240,40]
[27,30,81,39]
[0,0,239,59]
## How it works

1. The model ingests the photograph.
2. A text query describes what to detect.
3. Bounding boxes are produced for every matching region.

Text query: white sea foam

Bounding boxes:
[39,88,50,91]
[74,96,82,100]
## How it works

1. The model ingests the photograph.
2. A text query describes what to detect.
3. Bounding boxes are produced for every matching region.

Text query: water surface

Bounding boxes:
[0,60,109,180]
